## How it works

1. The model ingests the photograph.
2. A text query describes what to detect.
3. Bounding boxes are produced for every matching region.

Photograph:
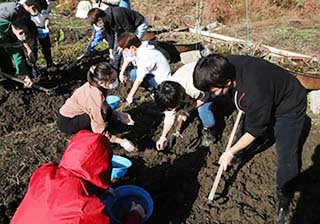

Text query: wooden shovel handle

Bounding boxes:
[208,110,244,200]
[0,71,51,94]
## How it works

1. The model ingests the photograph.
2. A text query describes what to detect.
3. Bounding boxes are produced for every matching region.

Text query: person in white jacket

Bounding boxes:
[117,32,171,105]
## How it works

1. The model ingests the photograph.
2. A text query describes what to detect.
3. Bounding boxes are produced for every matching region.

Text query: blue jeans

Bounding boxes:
[129,68,158,90]
[197,98,215,128]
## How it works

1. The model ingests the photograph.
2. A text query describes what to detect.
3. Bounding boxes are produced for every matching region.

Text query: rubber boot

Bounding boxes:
[276,188,292,224]
[201,127,216,147]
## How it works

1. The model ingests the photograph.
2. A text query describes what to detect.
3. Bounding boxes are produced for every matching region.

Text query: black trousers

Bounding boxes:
[0,47,16,75]
[274,103,306,196]
[57,113,91,134]
[38,35,53,65]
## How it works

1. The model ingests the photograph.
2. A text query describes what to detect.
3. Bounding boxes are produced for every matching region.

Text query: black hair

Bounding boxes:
[12,18,37,37]
[25,0,48,12]
[118,32,142,49]
[154,81,184,111]
[193,54,236,91]
[87,62,117,122]
[87,62,118,91]
[87,8,107,26]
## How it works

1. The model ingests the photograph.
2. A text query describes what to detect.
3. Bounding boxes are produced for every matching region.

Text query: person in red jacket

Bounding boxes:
[11,130,145,224]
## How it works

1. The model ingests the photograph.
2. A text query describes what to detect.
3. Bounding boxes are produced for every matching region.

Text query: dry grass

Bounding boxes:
[54,0,320,27]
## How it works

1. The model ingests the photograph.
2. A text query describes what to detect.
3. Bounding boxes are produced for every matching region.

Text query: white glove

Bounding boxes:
[126,96,133,105]
[120,138,138,152]
[109,54,115,63]
[117,112,135,125]
[156,136,167,151]
[23,76,33,88]
[130,201,146,219]
[218,150,234,171]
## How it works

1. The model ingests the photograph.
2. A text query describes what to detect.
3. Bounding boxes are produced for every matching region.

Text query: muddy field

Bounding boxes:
[1,6,320,224]
[1,52,320,224]
[0,61,320,223]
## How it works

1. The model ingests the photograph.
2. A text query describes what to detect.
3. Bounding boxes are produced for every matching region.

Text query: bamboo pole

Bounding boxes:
[189,28,315,59]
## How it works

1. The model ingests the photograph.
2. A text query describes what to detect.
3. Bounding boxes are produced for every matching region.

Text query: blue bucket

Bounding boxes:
[37,28,49,39]
[105,185,153,223]
[106,95,120,110]
[111,155,132,179]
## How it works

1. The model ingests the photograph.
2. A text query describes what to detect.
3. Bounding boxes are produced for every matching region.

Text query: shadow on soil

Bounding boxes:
[116,146,210,224]
[290,144,320,224]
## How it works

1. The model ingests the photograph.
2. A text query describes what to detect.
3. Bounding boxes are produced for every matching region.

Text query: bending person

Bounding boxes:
[86,7,148,69]
[0,18,37,87]
[154,62,216,150]
[57,62,137,152]
[0,0,48,77]
[193,54,307,224]
[117,32,171,105]
[11,130,145,224]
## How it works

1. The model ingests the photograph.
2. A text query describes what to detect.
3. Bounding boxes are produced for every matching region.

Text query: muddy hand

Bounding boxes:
[172,130,183,138]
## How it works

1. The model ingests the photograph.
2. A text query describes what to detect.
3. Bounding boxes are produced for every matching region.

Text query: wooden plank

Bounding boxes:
[189,28,316,59]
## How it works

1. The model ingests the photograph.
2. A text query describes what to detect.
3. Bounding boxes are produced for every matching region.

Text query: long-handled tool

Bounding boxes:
[0,71,53,95]
[208,110,244,201]
[61,53,86,70]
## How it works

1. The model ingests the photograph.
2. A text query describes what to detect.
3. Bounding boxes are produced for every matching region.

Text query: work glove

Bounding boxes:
[177,110,190,122]
[218,150,234,171]
[120,138,138,152]
[109,54,115,64]
[156,136,167,151]
[125,96,133,105]
[23,76,33,88]
[117,112,135,125]
[130,201,146,219]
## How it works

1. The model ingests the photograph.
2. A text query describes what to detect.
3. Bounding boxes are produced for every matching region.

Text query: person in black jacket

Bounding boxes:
[86,7,148,69]
[193,54,307,224]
